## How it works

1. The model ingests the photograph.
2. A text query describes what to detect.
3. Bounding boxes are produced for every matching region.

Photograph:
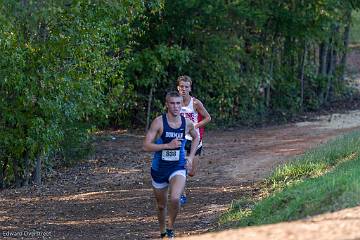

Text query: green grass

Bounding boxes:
[219,131,360,227]
[350,10,360,44]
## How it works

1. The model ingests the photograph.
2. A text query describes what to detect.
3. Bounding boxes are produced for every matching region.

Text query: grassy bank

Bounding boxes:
[220,131,360,227]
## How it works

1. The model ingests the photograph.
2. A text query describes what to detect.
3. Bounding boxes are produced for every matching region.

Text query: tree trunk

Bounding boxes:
[325,24,340,104]
[0,162,3,189]
[266,46,275,108]
[0,157,6,189]
[283,36,295,68]
[299,42,307,111]
[23,151,30,186]
[340,10,352,81]
[313,44,317,66]
[12,157,22,188]
[145,85,154,132]
[318,42,327,76]
[266,73,272,108]
[325,45,334,104]
[35,155,42,185]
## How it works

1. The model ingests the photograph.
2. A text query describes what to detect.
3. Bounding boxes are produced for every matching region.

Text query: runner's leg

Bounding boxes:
[189,145,202,176]
[153,187,168,234]
[181,140,198,205]
[168,174,186,230]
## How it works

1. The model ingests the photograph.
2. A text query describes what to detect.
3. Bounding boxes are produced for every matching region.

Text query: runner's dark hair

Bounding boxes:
[177,75,192,86]
[166,91,181,100]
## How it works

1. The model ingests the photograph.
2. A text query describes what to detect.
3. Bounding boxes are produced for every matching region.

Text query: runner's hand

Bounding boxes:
[186,157,195,177]
[166,138,182,149]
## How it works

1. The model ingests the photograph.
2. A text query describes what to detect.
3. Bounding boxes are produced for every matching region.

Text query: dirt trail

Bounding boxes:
[1,110,360,240]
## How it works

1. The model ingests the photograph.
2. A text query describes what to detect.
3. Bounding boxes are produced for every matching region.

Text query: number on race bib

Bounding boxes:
[162,150,180,161]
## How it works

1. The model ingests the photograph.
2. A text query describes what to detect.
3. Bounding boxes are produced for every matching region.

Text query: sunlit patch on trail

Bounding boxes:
[296,110,360,129]
[47,215,156,226]
[52,189,152,202]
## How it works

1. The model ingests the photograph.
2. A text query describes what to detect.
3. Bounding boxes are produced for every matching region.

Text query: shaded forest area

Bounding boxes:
[1,0,360,188]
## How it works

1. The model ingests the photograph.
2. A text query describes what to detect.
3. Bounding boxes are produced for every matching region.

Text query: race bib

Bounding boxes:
[162,150,180,161]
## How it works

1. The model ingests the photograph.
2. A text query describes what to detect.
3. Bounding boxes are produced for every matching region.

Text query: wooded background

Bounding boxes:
[1,0,360,188]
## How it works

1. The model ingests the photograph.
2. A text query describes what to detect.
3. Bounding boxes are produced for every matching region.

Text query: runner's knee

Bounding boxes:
[170,197,180,207]
[157,203,166,212]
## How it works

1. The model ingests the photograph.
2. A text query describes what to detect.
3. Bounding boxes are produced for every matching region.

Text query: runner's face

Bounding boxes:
[177,81,191,97]
[166,96,182,116]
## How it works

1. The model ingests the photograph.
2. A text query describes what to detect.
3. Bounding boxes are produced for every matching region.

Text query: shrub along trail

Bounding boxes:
[1,109,360,239]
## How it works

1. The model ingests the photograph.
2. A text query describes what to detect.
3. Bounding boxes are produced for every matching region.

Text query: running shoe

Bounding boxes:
[179,194,187,206]
[166,229,175,239]
[160,232,167,239]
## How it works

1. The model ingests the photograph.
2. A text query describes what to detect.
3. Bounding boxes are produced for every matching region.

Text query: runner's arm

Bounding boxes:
[142,117,181,152]
[185,119,200,176]
[194,99,211,129]
[186,119,200,160]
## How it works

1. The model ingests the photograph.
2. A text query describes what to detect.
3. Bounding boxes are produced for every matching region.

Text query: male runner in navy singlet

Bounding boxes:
[143,91,199,239]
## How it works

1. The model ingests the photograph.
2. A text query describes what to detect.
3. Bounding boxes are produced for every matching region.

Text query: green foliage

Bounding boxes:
[126,0,358,126]
[1,0,359,188]
[0,0,147,187]
[125,44,191,125]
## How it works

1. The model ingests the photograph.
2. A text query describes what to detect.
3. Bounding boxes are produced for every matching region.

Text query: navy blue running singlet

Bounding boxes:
[151,114,187,180]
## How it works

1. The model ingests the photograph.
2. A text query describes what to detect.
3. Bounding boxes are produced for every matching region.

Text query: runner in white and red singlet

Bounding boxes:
[177,75,211,205]
[177,75,211,161]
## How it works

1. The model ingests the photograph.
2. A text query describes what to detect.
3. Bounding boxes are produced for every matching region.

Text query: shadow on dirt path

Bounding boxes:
[1,110,360,239]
